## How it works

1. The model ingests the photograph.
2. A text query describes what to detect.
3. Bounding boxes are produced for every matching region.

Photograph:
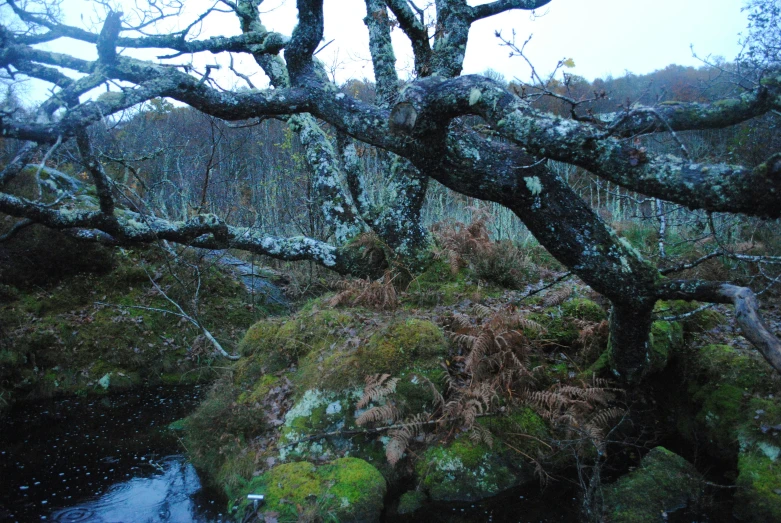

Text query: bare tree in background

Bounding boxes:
[1,0,781,381]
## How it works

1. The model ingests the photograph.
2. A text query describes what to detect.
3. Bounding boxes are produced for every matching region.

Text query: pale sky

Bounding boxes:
[6,0,750,103]
[238,0,750,83]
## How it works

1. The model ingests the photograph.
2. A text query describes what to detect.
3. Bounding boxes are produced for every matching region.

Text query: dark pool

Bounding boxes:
[0,386,226,522]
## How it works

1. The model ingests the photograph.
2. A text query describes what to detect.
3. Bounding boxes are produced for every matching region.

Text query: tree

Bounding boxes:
[1,0,780,381]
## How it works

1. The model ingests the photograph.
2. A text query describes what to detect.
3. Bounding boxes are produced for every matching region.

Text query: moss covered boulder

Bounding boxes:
[397,490,427,514]
[647,320,684,373]
[415,408,548,502]
[674,343,781,521]
[416,437,525,502]
[238,307,447,391]
[238,458,386,522]
[732,397,781,521]
[602,447,703,522]
[561,297,607,322]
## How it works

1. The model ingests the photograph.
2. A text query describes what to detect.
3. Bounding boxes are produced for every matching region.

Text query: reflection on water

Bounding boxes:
[49,457,216,523]
[0,386,225,522]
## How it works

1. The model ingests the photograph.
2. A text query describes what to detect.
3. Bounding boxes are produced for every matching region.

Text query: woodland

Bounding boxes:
[1,0,781,521]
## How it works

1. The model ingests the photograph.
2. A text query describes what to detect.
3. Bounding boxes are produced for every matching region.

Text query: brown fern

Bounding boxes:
[328,271,399,310]
[356,403,400,426]
[357,373,400,408]
[542,286,573,307]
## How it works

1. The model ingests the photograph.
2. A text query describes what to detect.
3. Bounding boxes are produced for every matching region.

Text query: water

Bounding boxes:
[0,386,226,522]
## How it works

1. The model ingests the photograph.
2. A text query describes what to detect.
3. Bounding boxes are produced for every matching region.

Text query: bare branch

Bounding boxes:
[658,280,781,373]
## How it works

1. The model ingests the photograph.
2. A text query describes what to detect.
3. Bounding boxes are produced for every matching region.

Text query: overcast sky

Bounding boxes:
[8,0,751,102]
[250,0,750,83]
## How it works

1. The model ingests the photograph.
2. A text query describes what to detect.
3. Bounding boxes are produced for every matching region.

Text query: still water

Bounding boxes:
[0,386,225,522]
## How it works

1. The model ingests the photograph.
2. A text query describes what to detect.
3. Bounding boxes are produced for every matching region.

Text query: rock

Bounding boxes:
[602,447,703,522]
[733,398,781,521]
[415,408,548,502]
[673,342,781,520]
[397,490,426,514]
[195,249,289,309]
[416,437,528,502]
[647,320,684,373]
[561,297,608,322]
[238,458,386,522]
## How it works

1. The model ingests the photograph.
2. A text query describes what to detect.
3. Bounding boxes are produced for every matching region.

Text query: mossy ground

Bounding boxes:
[0,241,277,411]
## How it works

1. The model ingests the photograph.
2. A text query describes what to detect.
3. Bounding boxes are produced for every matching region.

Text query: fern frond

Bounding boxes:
[356,403,399,426]
[357,373,399,408]
[451,332,476,349]
[542,286,572,307]
[465,329,494,373]
[472,303,495,319]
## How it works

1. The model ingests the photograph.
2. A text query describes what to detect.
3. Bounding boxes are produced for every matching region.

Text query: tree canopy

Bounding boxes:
[1,0,781,381]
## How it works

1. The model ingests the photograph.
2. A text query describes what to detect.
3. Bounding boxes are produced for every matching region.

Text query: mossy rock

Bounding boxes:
[403,261,486,306]
[415,433,534,502]
[692,383,745,458]
[654,300,725,332]
[359,318,447,372]
[397,490,427,515]
[277,371,447,468]
[602,447,703,522]
[734,446,781,521]
[731,396,781,521]
[237,374,280,405]
[238,458,386,523]
[237,309,355,373]
[561,298,607,322]
[278,389,362,462]
[647,320,684,373]
[695,344,774,393]
[295,317,447,393]
[675,343,781,521]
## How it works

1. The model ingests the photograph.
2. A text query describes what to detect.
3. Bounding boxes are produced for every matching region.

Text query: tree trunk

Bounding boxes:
[608,300,656,382]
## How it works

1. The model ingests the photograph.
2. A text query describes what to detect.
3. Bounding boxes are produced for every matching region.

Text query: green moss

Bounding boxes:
[397,490,427,514]
[238,310,355,374]
[416,435,531,501]
[404,261,484,306]
[238,458,386,522]
[360,318,446,371]
[527,309,579,345]
[647,321,683,373]
[184,378,269,490]
[734,449,781,521]
[1,245,263,404]
[585,349,612,377]
[561,298,607,322]
[693,384,745,456]
[394,367,446,413]
[237,374,280,405]
[168,418,187,431]
[696,344,773,392]
[294,317,447,393]
[602,447,703,522]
